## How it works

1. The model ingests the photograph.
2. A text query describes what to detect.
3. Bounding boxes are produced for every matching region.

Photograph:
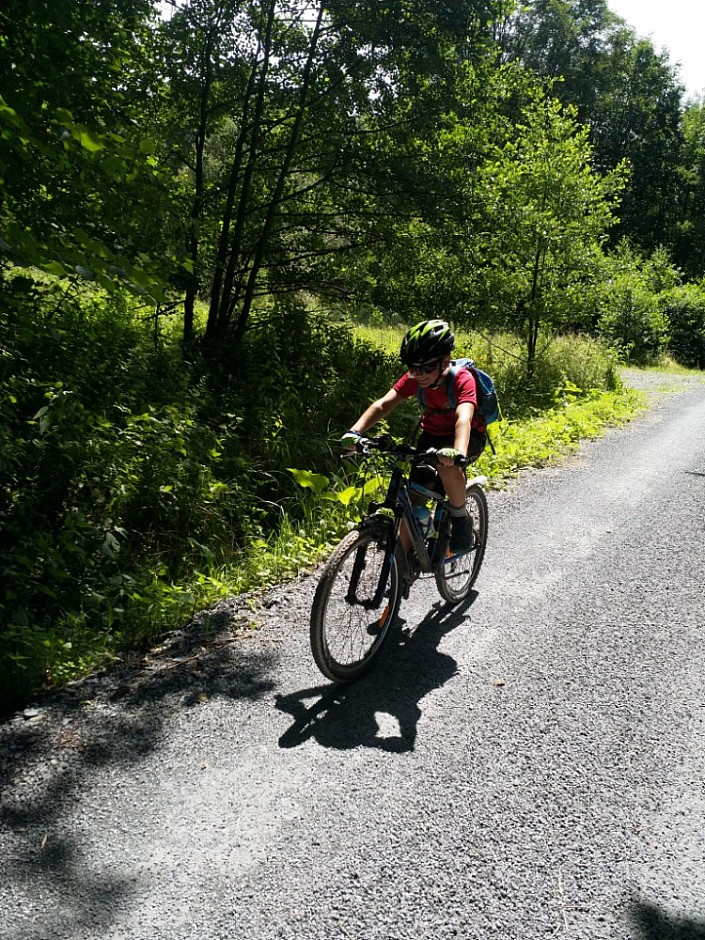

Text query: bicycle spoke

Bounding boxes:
[434,484,488,604]
[310,527,400,682]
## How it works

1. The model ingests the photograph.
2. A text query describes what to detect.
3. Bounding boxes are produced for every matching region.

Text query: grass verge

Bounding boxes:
[475,386,647,484]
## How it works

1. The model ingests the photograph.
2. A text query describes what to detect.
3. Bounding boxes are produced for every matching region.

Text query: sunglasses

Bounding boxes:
[408,359,442,375]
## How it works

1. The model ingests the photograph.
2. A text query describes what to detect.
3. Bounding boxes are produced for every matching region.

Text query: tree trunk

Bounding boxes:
[205,0,277,344]
[526,240,545,376]
[231,1,325,346]
[201,0,326,352]
[184,16,221,346]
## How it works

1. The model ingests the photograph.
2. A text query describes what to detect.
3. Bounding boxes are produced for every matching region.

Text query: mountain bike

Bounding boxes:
[310,435,488,683]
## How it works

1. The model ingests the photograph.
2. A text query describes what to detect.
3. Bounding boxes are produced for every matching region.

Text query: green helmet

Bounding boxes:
[400,319,455,365]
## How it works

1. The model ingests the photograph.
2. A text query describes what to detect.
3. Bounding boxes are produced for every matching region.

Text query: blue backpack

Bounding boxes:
[415,357,502,428]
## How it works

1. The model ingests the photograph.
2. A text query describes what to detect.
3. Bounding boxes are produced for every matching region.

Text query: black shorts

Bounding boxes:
[411,428,486,493]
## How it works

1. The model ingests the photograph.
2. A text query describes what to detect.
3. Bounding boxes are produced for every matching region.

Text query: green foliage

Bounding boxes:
[0,285,404,711]
[661,283,705,369]
[597,286,668,365]
[226,299,400,471]
[289,384,646,547]
[474,387,646,479]
[500,0,685,258]
[0,278,250,704]
[452,329,622,419]
[2,0,704,714]
[1,273,637,713]
[0,1,171,293]
[596,243,672,363]
[675,101,705,279]
[470,95,626,366]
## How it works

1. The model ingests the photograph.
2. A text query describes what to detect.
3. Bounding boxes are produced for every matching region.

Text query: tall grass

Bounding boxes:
[349,323,623,420]
[451,329,621,418]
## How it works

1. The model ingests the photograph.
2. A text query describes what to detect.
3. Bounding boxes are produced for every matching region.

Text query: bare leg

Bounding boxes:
[399,519,413,554]
[436,464,466,510]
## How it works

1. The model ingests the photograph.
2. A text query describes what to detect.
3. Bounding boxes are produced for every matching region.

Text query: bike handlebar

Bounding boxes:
[349,434,468,468]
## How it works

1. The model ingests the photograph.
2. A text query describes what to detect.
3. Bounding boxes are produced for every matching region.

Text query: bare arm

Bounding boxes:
[453,401,474,454]
[350,388,405,435]
[434,401,475,503]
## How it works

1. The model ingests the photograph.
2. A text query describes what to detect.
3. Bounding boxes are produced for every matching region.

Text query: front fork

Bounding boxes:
[346,466,409,609]
[346,519,398,609]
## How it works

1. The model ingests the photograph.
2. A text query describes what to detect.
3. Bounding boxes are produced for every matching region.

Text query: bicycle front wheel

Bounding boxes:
[434,483,488,604]
[310,525,402,683]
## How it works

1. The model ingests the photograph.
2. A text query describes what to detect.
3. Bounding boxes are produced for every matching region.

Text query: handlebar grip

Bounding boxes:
[418,447,468,469]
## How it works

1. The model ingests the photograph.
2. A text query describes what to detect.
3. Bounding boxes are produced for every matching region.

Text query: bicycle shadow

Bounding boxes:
[631,899,705,939]
[276,592,478,753]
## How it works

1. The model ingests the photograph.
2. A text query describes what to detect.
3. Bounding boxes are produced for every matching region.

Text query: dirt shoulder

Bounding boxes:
[620,366,705,397]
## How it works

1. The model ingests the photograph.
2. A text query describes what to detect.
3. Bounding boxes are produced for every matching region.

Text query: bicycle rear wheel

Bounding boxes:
[310,525,402,682]
[434,483,488,604]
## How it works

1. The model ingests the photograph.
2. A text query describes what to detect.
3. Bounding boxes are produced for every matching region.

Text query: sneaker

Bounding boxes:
[449,514,473,554]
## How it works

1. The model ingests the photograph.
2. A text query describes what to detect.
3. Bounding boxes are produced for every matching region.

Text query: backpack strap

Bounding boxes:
[446,363,459,410]
[415,363,459,413]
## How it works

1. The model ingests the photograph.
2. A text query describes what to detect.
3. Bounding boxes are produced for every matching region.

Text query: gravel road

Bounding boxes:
[2,370,705,940]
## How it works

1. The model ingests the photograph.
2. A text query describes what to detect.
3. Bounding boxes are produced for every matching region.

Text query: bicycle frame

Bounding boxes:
[351,447,455,607]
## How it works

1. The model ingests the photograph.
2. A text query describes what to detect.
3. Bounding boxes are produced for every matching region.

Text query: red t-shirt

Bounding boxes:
[393,367,486,437]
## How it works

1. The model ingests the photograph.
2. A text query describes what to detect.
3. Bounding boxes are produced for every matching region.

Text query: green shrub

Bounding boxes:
[0,288,407,710]
[662,283,705,368]
[229,299,401,470]
[0,278,249,707]
[598,284,668,364]
[452,329,621,418]
[595,244,673,364]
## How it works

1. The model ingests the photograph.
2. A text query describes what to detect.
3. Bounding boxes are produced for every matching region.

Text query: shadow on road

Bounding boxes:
[1,607,277,802]
[276,593,477,752]
[1,584,474,934]
[631,899,705,939]
[0,605,278,934]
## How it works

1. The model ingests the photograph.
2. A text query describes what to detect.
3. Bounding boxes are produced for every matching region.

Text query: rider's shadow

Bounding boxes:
[276,594,476,752]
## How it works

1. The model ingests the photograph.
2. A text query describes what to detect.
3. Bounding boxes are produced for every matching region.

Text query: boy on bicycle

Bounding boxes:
[341,319,486,554]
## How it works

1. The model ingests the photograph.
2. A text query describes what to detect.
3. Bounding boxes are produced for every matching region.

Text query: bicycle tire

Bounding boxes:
[310,524,402,683]
[434,483,488,604]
